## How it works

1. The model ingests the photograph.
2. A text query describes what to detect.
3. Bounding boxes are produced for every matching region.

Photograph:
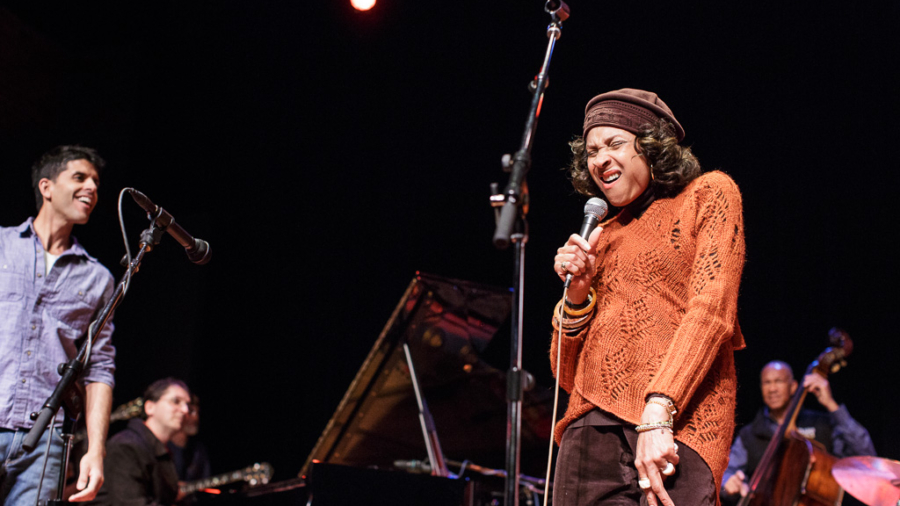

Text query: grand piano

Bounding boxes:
[201,273,555,505]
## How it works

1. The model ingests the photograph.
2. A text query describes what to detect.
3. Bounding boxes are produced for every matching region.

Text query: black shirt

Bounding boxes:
[167,438,211,483]
[88,419,179,506]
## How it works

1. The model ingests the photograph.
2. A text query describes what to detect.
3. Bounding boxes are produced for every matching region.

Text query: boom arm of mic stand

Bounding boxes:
[492,20,562,249]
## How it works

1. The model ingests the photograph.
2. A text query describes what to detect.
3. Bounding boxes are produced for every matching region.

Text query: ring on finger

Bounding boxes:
[638,477,651,490]
[661,462,675,476]
[560,261,568,271]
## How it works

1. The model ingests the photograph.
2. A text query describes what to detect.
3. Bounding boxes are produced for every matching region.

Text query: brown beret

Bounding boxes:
[582,88,685,141]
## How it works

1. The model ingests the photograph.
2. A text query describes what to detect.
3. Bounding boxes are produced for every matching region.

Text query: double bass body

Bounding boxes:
[748,430,843,506]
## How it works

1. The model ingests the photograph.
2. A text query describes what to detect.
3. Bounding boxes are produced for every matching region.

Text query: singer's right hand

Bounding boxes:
[554,227,603,304]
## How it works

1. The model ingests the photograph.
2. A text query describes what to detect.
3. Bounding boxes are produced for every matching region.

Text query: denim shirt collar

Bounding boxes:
[17,217,97,263]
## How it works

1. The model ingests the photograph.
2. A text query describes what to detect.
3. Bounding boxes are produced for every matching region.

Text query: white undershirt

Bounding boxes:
[44,249,60,276]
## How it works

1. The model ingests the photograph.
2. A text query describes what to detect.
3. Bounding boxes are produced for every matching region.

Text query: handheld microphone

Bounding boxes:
[128,189,211,265]
[565,197,608,288]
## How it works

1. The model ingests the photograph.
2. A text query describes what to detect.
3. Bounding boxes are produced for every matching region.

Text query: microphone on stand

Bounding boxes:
[128,189,211,265]
[544,0,570,21]
[564,197,608,288]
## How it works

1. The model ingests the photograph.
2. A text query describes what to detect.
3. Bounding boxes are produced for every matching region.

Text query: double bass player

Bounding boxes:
[721,360,875,504]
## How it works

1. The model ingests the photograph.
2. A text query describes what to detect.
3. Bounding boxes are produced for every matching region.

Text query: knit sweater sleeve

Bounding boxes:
[549,326,587,393]
[645,172,746,411]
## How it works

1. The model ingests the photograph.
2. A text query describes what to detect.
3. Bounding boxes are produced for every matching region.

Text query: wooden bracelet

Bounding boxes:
[565,297,590,310]
[551,316,589,334]
[554,300,594,324]
[554,312,593,327]
[554,300,593,326]
[562,287,597,317]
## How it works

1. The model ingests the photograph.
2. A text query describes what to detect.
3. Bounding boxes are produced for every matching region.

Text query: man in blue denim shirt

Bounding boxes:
[0,146,116,504]
[720,361,875,504]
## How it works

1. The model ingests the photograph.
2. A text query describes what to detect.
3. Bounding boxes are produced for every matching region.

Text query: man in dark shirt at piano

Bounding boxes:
[89,378,191,506]
[720,361,875,504]
[167,394,211,484]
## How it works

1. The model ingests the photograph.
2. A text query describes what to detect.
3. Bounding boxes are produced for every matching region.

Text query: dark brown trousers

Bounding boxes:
[552,412,716,506]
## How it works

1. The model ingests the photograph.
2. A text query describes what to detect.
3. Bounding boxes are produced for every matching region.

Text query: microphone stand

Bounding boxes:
[23,212,171,505]
[490,2,569,505]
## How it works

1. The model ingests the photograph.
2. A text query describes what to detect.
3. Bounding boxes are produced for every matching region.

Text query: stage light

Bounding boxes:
[351,0,375,11]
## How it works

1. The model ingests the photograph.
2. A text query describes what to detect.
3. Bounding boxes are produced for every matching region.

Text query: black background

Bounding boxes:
[1,0,898,483]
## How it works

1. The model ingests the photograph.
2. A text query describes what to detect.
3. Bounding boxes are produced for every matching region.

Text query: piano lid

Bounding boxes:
[300,272,554,478]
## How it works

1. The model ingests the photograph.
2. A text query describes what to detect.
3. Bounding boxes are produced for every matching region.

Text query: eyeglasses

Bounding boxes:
[160,394,191,408]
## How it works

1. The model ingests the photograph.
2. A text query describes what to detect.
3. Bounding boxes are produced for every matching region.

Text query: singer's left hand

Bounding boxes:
[554,226,602,304]
[635,403,679,506]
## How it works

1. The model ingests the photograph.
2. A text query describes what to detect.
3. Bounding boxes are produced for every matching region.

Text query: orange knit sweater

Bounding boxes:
[550,171,746,490]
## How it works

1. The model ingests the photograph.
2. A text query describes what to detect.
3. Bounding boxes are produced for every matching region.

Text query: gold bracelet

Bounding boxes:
[635,420,673,433]
[562,287,597,317]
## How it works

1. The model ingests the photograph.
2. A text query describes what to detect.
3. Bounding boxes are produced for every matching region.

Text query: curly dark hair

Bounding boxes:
[567,119,701,203]
[30,145,106,211]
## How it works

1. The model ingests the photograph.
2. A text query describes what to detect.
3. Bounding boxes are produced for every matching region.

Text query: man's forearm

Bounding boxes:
[84,382,113,455]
